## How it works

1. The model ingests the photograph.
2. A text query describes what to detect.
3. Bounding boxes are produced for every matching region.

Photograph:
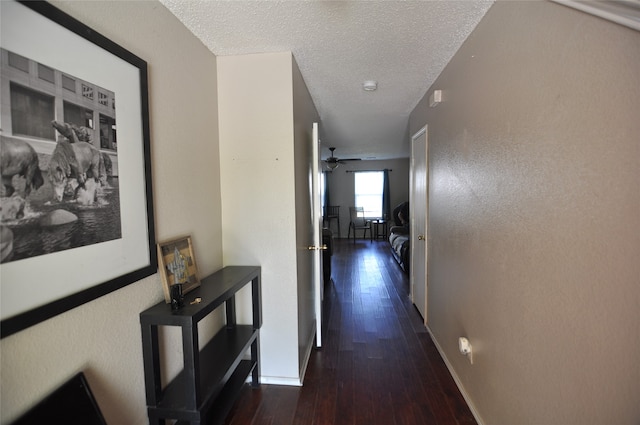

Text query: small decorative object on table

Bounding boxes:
[157,235,200,303]
[169,283,184,310]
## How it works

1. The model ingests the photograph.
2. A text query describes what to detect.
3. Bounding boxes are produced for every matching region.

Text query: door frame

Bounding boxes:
[410,126,428,325]
[311,122,323,347]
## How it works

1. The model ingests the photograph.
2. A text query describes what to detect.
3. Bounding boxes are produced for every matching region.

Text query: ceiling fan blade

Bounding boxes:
[324,147,361,164]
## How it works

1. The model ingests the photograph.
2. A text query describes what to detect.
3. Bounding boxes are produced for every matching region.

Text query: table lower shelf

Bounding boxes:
[203,360,257,425]
[148,325,258,423]
[174,360,257,425]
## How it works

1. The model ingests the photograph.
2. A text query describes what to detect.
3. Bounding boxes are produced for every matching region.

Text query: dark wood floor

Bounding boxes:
[224,238,477,425]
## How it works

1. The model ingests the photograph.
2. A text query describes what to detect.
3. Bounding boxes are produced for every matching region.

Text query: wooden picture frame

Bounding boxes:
[157,236,200,303]
[0,1,156,338]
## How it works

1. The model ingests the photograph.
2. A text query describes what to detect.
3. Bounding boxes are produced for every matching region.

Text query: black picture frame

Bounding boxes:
[0,1,156,338]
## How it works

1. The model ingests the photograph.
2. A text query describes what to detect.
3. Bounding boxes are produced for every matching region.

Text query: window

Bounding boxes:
[10,82,55,140]
[64,101,94,129]
[62,74,76,92]
[37,63,55,84]
[99,114,117,150]
[98,92,109,107]
[82,83,94,100]
[8,51,29,73]
[354,171,383,218]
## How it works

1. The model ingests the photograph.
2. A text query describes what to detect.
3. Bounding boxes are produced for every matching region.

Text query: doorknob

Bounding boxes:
[308,245,328,250]
[418,234,425,241]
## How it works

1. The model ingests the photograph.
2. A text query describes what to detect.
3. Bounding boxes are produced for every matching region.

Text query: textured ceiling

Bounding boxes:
[160,0,493,160]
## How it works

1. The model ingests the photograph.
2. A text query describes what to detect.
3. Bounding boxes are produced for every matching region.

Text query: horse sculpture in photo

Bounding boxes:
[51,120,92,144]
[0,136,45,198]
[49,121,107,203]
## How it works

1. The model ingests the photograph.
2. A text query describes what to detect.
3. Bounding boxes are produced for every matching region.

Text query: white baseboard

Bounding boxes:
[259,375,302,386]
[298,320,316,385]
[426,326,484,425]
[257,322,316,388]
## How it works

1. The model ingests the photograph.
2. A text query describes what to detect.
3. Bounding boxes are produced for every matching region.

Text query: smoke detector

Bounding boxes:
[363,80,377,91]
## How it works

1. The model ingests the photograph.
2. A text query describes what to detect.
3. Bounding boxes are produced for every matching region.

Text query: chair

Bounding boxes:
[348,206,372,243]
[323,205,341,237]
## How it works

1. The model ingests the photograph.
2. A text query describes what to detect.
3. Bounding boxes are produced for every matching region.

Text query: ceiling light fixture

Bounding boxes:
[326,162,339,170]
[363,80,377,91]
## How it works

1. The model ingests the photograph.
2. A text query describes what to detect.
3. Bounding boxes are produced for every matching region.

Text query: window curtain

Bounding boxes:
[382,169,391,220]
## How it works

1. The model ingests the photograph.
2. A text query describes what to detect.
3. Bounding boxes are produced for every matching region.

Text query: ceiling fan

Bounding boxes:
[324,147,361,170]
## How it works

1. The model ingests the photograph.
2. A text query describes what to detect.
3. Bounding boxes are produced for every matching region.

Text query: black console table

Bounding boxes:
[140,266,262,425]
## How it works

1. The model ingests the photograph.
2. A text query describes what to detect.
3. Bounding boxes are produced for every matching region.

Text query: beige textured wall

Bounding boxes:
[217,52,303,384]
[410,2,640,424]
[0,1,222,424]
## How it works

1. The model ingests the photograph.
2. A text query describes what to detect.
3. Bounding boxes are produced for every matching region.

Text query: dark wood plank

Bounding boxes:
[223,239,477,425]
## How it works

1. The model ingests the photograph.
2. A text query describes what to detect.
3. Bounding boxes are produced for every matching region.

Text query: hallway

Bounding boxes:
[225,239,476,425]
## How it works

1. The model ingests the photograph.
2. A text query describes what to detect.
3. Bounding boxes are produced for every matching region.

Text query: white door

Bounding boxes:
[410,127,428,323]
[311,122,323,347]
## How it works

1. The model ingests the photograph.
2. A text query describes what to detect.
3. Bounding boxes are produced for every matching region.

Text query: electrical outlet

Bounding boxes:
[459,337,473,364]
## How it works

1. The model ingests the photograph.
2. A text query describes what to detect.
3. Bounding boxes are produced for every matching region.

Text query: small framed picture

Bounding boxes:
[157,236,200,303]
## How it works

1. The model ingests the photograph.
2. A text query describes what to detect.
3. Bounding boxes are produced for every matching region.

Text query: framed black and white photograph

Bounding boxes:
[0,1,156,338]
